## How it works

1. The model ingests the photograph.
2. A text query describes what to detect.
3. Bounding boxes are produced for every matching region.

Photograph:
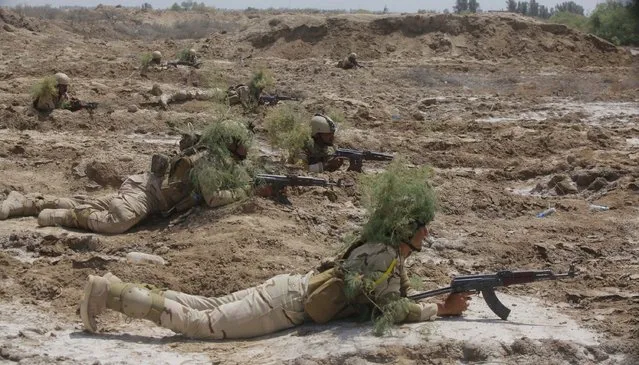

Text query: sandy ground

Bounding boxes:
[0,292,612,364]
[1,7,638,365]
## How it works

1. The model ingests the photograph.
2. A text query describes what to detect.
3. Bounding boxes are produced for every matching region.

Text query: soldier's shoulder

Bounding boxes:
[348,242,394,258]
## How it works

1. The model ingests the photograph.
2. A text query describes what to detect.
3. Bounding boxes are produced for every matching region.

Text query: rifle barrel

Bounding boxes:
[408,286,453,301]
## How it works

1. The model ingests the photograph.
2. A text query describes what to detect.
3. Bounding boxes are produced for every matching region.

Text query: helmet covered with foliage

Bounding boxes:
[198,120,252,160]
[359,161,436,247]
[190,120,254,197]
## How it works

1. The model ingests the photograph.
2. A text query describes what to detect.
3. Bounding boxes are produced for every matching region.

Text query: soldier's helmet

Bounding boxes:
[348,52,357,60]
[151,51,162,61]
[188,48,197,56]
[55,72,70,86]
[150,154,170,177]
[310,114,337,135]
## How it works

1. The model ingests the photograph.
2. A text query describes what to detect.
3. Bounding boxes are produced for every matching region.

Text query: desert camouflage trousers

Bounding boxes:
[42,194,146,234]
[0,191,146,234]
[154,273,311,339]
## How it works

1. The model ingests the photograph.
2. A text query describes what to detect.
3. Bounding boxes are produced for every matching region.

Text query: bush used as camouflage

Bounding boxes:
[190,120,254,197]
[191,158,252,196]
[264,104,311,163]
[140,52,153,70]
[177,48,192,62]
[372,297,413,336]
[198,119,253,160]
[31,76,57,100]
[249,69,274,98]
[359,161,436,247]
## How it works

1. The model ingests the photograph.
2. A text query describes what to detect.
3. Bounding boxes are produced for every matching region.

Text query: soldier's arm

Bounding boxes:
[203,186,250,208]
[323,157,344,172]
[404,301,439,322]
[400,270,420,297]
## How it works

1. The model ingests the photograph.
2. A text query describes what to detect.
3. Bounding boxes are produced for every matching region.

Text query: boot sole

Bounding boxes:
[80,276,98,333]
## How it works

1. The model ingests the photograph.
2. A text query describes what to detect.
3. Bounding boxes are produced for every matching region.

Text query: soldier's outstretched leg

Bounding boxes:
[37,209,78,227]
[84,197,145,234]
[100,272,249,310]
[0,192,51,220]
[1,191,105,221]
[81,273,310,339]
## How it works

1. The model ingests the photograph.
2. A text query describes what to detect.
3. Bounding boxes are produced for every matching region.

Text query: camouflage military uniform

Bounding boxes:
[340,242,438,322]
[80,242,437,339]
[337,55,361,70]
[302,138,341,173]
[158,89,217,109]
[35,172,167,234]
[184,53,198,65]
[34,91,69,112]
[226,85,252,108]
[82,272,312,339]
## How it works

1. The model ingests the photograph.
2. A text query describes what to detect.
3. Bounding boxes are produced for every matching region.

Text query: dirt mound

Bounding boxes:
[244,13,629,66]
[0,8,41,32]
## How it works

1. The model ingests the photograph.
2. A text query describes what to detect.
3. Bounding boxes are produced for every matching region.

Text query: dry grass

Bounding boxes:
[31,76,57,100]
[264,104,311,162]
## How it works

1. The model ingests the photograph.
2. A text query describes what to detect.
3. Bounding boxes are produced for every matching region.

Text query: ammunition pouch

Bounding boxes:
[303,268,349,324]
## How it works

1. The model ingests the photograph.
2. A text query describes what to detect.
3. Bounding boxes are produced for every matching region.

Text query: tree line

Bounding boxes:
[452,0,638,45]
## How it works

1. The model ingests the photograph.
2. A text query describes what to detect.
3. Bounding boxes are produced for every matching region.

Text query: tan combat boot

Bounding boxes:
[103,272,122,283]
[37,209,76,227]
[0,191,31,220]
[81,275,167,333]
[80,275,110,333]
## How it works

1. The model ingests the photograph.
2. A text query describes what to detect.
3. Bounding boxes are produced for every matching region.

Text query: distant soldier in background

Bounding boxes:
[337,52,363,69]
[33,72,70,112]
[32,73,98,112]
[150,51,163,66]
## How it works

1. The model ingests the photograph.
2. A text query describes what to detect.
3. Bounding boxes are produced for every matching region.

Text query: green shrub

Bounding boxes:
[264,104,311,162]
[31,76,57,100]
[549,11,590,32]
[326,107,346,128]
[249,69,274,97]
[590,2,639,45]
[177,48,192,62]
[140,52,153,70]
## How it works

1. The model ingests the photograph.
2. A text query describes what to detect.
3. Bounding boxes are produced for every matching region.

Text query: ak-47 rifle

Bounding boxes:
[254,174,348,204]
[334,148,394,172]
[258,94,299,106]
[409,266,578,320]
[66,98,98,112]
